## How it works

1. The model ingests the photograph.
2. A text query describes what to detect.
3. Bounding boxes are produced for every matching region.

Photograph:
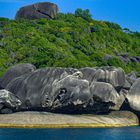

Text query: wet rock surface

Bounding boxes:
[15,2,59,20]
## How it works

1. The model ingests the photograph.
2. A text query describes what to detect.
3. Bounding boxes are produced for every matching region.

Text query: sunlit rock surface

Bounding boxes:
[0,63,139,115]
[90,82,124,111]
[0,111,138,128]
[81,67,126,91]
[15,2,59,20]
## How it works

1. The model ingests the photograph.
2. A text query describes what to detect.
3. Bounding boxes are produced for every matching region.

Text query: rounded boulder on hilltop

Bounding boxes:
[15,2,59,20]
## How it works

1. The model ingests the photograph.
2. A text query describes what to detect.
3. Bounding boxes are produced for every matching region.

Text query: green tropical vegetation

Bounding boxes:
[0,9,140,76]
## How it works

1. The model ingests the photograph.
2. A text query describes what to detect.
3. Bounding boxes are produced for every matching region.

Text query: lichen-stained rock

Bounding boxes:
[126,78,140,112]
[89,82,123,111]
[0,63,36,89]
[15,2,59,20]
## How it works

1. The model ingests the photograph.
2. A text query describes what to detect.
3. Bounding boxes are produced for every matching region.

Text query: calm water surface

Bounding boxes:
[0,127,140,140]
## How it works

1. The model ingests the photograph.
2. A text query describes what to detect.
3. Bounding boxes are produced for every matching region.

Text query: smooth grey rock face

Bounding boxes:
[126,78,140,111]
[15,2,59,20]
[80,68,96,83]
[0,63,36,89]
[90,82,119,104]
[0,64,128,114]
[90,82,124,111]
[93,67,126,91]
[81,67,126,91]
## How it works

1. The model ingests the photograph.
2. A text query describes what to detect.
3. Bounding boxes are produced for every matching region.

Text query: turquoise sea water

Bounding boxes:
[0,127,140,140]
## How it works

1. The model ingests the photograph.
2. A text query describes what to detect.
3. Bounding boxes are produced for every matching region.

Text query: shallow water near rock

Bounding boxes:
[0,127,140,140]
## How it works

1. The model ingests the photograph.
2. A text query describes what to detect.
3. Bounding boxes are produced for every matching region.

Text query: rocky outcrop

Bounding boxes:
[1,63,140,115]
[15,2,59,20]
[1,64,140,127]
[105,53,140,64]
[0,64,126,114]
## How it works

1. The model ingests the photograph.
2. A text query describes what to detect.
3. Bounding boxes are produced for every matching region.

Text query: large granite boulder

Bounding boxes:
[126,78,140,112]
[49,71,91,112]
[5,68,89,112]
[0,63,36,89]
[81,67,126,91]
[93,67,126,91]
[89,82,124,112]
[15,2,59,20]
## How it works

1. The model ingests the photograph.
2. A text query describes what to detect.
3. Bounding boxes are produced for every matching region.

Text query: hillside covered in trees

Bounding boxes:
[0,9,140,76]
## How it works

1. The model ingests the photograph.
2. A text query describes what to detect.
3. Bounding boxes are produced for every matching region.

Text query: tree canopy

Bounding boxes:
[0,9,140,76]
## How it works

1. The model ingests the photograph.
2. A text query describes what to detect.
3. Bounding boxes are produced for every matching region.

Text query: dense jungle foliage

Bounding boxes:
[0,9,140,76]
